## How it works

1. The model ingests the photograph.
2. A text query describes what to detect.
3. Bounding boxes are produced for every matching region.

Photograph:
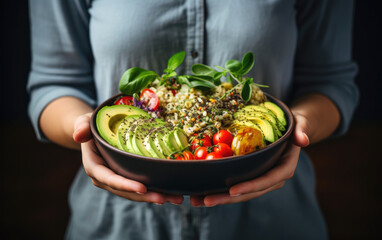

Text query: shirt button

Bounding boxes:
[191,50,199,58]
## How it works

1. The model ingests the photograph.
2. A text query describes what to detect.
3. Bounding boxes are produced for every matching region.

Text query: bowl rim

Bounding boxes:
[90,92,295,164]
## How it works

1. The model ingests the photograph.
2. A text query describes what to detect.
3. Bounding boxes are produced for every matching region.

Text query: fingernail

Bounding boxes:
[136,191,145,195]
[303,133,310,143]
[73,127,80,136]
[230,193,241,197]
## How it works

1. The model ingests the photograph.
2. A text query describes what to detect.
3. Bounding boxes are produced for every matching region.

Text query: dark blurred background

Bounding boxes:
[1,1,381,239]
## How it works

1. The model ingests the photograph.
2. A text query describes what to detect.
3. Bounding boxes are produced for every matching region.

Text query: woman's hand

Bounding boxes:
[190,93,340,207]
[73,113,184,205]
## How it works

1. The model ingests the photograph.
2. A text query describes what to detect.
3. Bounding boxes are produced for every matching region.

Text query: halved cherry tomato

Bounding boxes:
[167,153,181,160]
[140,89,159,111]
[213,143,233,157]
[115,96,134,105]
[213,130,233,146]
[206,152,224,160]
[167,151,194,160]
[194,147,208,160]
[182,151,195,160]
[190,134,212,151]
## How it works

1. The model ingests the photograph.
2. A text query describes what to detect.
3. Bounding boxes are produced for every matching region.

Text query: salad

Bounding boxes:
[96,52,287,160]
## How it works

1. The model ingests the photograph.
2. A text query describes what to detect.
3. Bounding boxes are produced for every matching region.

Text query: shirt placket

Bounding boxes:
[185,0,205,75]
[182,3,205,239]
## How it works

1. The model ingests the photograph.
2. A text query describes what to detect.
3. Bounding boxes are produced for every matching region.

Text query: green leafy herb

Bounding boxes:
[225,59,242,72]
[177,75,191,86]
[241,78,252,102]
[119,67,158,95]
[189,82,214,91]
[166,51,186,72]
[191,64,216,77]
[239,52,255,75]
[118,51,266,101]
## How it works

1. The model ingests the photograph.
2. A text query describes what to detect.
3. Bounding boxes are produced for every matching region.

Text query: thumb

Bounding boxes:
[292,114,310,148]
[73,113,93,143]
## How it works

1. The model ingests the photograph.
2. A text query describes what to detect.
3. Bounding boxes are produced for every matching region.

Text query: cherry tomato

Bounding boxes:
[167,151,195,160]
[167,153,182,160]
[213,130,233,146]
[182,151,195,160]
[190,134,212,151]
[140,89,159,111]
[206,152,224,160]
[194,147,208,160]
[115,96,134,105]
[213,143,233,157]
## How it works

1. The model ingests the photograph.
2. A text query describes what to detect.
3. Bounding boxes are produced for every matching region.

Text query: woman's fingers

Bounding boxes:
[73,113,93,143]
[92,179,164,203]
[91,178,183,204]
[194,144,299,206]
[229,143,300,196]
[190,195,205,207]
[292,113,310,147]
[81,140,147,194]
[81,140,184,204]
[203,182,285,207]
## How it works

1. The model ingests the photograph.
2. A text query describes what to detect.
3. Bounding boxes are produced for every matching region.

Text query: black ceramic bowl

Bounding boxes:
[90,93,295,195]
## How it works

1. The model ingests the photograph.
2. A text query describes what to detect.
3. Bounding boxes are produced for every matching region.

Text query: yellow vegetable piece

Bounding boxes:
[231,126,265,156]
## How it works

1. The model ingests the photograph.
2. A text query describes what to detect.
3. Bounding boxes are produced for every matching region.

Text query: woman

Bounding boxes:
[28,0,358,239]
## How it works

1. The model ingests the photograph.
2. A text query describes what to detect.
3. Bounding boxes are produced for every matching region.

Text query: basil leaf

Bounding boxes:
[226,74,233,84]
[225,60,242,73]
[191,64,216,77]
[189,79,216,89]
[239,52,255,75]
[119,67,158,95]
[241,79,252,102]
[190,75,214,83]
[178,75,192,87]
[213,72,224,85]
[213,72,224,81]
[167,51,186,71]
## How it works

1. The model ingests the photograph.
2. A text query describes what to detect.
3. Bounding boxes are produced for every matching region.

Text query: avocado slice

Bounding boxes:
[235,110,285,132]
[125,117,151,154]
[241,105,277,119]
[116,115,143,152]
[96,105,150,147]
[143,123,167,159]
[233,116,277,143]
[154,126,174,156]
[174,128,188,149]
[164,128,182,152]
[235,113,282,137]
[262,102,287,126]
[133,119,165,157]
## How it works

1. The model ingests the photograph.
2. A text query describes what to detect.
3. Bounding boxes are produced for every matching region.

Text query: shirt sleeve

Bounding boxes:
[27,0,96,141]
[292,0,359,137]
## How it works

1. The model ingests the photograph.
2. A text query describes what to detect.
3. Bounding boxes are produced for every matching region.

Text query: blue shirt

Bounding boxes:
[28,0,358,239]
